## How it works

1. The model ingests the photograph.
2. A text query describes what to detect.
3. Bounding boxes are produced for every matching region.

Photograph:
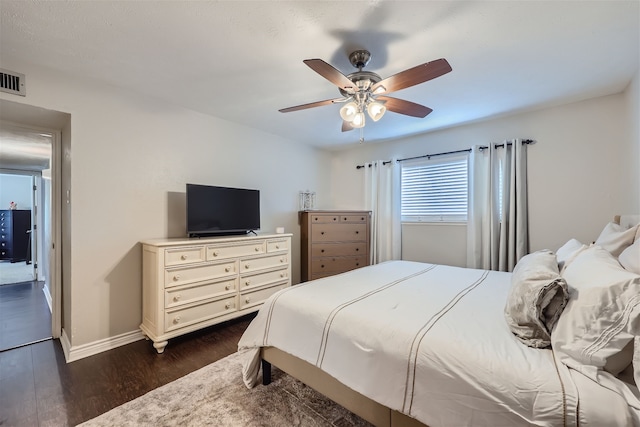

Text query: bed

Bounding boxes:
[238,217,640,427]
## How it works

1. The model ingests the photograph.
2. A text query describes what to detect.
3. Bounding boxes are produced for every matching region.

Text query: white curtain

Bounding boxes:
[467,139,528,272]
[364,160,402,264]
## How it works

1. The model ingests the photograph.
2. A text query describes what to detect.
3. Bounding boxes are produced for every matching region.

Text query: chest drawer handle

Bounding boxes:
[225,303,231,309]
[321,231,325,235]
[321,249,325,253]
[321,264,325,268]
[356,248,359,251]
[213,251,219,257]
[280,258,285,263]
[245,264,250,269]
[173,316,181,324]
[245,298,251,304]
[225,285,231,291]
[225,267,231,273]
[173,295,181,302]
[180,254,188,260]
[280,272,286,278]
[245,280,251,286]
[255,247,260,252]
[333,217,337,221]
[355,231,359,234]
[275,244,280,249]
[356,263,360,266]
[173,274,181,281]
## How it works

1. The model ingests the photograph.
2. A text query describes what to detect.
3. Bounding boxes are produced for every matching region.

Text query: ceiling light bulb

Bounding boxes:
[352,112,365,128]
[339,101,358,122]
[367,101,386,122]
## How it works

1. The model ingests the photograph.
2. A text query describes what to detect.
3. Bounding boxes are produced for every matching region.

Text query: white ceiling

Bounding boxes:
[1,1,638,149]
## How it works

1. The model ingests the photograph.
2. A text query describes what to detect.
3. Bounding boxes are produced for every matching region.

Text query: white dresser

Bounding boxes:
[140,233,292,353]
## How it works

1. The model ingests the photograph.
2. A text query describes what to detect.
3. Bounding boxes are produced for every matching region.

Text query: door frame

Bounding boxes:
[0,121,61,339]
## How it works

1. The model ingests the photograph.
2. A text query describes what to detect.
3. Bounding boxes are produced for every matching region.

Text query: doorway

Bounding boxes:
[0,125,55,351]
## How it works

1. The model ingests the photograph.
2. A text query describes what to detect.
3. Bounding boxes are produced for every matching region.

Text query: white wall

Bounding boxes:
[329,87,639,266]
[0,173,32,210]
[0,59,331,350]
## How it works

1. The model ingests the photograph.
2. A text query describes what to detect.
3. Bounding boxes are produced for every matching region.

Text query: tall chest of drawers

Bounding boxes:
[140,233,291,353]
[300,210,371,282]
[0,210,31,262]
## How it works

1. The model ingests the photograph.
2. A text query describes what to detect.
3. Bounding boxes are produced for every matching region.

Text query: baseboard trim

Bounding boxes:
[43,284,53,313]
[61,329,145,363]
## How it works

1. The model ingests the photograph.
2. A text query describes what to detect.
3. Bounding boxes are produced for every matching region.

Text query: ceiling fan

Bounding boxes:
[279,50,452,132]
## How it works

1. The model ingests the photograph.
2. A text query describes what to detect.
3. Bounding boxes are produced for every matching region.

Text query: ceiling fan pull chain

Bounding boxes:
[359,127,364,144]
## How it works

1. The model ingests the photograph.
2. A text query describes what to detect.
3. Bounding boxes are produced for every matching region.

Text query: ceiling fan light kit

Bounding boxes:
[279,49,452,136]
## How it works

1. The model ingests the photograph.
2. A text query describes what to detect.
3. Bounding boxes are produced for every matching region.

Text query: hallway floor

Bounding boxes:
[0,281,52,352]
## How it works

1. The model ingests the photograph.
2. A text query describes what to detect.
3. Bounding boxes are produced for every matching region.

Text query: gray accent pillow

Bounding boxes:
[505,250,569,348]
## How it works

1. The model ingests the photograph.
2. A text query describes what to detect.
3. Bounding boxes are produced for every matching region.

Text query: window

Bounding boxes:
[401,154,468,223]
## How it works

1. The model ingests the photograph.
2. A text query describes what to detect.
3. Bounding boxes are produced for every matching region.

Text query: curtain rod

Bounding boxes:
[355,139,534,169]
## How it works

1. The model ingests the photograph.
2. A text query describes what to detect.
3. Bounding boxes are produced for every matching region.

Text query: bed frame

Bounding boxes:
[260,215,639,427]
[261,346,428,427]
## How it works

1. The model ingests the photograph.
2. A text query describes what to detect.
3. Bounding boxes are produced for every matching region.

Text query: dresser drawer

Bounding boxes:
[239,254,288,273]
[165,277,237,309]
[340,214,368,223]
[311,223,367,242]
[240,268,289,291]
[164,261,237,288]
[312,255,367,274]
[165,295,237,332]
[239,283,288,310]
[309,214,340,224]
[266,238,288,253]
[312,242,367,257]
[165,246,206,266]
[207,241,265,260]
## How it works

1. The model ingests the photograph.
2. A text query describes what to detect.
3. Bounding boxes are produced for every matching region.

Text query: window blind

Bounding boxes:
[401,155,468,222]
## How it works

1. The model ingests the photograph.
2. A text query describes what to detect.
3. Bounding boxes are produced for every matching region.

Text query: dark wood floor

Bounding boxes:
[0,281,52,352]
[0,313,255,426]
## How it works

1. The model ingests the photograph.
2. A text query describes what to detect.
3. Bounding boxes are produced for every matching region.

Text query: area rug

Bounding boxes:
[79,351,372,426]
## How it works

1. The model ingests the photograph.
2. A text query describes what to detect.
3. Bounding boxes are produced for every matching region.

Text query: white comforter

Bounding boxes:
[238,260,627,426]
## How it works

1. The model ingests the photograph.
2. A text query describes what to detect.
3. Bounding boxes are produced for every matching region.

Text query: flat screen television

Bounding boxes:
[186,184,260,237]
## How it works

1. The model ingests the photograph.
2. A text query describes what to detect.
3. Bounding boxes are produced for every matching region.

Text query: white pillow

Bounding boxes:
[552,246,640,376]
[619,238,640,274]
[555,238,587,272]
[595,222,639,257]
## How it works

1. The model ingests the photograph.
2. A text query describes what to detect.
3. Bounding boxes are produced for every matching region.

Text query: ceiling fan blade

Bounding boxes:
[371,58,452,95]
[341,121,354,132]
[377,96,433,118]
[279,98,345,113]
[303,59,355,92]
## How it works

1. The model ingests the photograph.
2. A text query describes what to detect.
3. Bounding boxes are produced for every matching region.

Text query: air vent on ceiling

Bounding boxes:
[0,68,26,96]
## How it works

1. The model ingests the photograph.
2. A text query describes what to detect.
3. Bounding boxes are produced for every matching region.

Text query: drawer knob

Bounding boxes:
[225,267,230,272]
[225,285,231,290]
[344,217,347,220]
[280,258,285,263]
[245,298,251,304]
[225,303,231,309]
[173,274,181,281]
[333,217,337,221]
[356,248,359,251]
[361,217,365,220]
[245,264,250,269]
[173,295,181,302]
[321,231,325,235]
[255,247,260,252]
[173,316,181,324]
[321,264,325,268]
[321,249,325,253]
[181,254,187,260]
[275,244,280,249]
[356,263,360,266]
[280,272,285,278]
[245,280,251,286]
[213,251,219,257]
[355,231,359,234]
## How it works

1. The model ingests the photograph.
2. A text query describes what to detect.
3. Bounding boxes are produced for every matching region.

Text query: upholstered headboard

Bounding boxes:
[614,214,640,228]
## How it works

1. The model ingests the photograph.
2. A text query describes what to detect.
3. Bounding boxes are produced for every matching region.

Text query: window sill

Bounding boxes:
[401,222,467,227]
